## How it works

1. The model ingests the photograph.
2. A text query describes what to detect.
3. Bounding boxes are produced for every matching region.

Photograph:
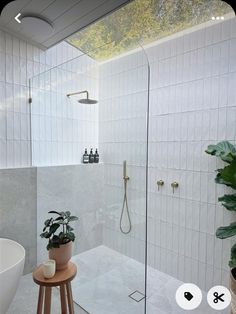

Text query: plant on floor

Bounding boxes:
[40,210,78,250]
[206,141,236,268]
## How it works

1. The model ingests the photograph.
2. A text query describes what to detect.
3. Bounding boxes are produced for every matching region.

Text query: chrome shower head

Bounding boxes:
[67,90,98,104]
[78,98,98,104]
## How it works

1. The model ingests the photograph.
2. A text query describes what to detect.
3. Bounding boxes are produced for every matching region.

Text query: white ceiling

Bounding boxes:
[0,0,131,50]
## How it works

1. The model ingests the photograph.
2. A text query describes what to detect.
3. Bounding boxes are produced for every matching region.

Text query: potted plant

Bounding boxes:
[206,141,236,309]
[40,210,78,270]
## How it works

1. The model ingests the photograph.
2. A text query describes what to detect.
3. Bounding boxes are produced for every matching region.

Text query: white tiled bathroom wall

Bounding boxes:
[0,29,82,168]
[147,16,236,292]
[31,54,99,166]
[99,50,149,264]
[99,16,236,291]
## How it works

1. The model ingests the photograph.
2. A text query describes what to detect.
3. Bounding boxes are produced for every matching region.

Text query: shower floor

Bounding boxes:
[71,245,216,314]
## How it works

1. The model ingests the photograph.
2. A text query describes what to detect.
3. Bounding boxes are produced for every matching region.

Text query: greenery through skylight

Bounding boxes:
[66,0,233,61]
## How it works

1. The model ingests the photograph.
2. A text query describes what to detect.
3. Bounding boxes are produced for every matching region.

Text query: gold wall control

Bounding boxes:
[171,181,179,193]
[157,180,164,191]
[123,160,130,182]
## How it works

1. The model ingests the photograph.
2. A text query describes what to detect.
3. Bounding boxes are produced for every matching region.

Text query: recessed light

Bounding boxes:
[14,13,21,23]
[212,16,224,21]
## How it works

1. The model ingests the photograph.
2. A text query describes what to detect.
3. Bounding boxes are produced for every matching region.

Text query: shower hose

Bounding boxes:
[119,178,132,234]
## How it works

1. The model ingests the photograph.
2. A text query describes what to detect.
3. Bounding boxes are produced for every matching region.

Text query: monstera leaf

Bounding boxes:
[215,160,236,189]
[216,222,236,239]
[218,194,236,211]
[206,141,236,163]
[207,141,236,269]
[230,244,236,268]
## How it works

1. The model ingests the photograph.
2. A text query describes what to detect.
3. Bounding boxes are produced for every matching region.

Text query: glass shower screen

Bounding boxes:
[30,43,150,314]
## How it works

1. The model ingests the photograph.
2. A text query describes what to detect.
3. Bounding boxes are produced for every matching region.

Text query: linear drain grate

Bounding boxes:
[128,290,146,302]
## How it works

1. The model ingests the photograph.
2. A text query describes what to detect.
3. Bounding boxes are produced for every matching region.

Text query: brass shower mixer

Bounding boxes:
[157,180,164,191]
[123,175,130,181]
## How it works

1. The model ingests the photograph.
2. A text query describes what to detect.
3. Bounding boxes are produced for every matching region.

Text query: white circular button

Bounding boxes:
[175,283,202,310]
[207,286,231,310]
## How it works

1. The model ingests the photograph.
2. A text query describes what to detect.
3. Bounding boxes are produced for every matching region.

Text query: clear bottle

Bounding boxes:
[89,148,94,163]
[94,148,99,163]
[83,148,89,164]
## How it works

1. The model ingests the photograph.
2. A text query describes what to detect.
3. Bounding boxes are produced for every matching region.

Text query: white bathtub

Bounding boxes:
[0,238,25,314]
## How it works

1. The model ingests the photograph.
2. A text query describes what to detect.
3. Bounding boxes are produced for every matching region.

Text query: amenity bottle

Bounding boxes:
[89,148,94,163]
[83,148,89,164]
[94,149,99,163]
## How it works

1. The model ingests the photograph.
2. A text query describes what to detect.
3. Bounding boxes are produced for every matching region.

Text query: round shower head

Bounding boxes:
[78,98,98,104]
[67,90,98,104]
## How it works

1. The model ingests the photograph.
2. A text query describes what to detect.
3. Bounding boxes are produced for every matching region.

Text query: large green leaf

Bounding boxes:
[40,231,50,238]
[49,223,60,235]
[44,218,52,226]
[48,210,61,216]
[47,242,53,250]
[229,258,236,268]
[48,210,66,217]
[43,218,52,231]
[55,216,64,222]
[66,225,74,232]
[205,141,236,163]
[66,232,75,241]
[229,244,236,267]
[216,222,236,239]
[231,243,236,258]
[215,161,236,189]
[51,235,60,243]
[218,194,236,211]
[68,216,78,222]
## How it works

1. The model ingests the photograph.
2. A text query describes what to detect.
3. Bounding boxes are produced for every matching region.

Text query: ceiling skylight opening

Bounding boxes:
[66,0,233,62]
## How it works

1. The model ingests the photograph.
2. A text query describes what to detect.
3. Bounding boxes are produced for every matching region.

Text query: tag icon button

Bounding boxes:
[184,291,194,301]
[176,283,202,310]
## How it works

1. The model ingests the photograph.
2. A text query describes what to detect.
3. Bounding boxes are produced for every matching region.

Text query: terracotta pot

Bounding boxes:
[230,268,236,314]
[49,241,72,270]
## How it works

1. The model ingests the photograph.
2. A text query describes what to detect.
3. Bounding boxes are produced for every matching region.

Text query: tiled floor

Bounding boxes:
[7,273,87,314]
[8,245,226,314]
[71,245,218,314]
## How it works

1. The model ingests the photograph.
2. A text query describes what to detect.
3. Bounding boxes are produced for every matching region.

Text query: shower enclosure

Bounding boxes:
[29,1,235,313]
[30,45,150,314]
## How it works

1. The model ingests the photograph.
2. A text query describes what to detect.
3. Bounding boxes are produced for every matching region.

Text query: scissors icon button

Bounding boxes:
[213,292,224,303]
[207,286,231,310]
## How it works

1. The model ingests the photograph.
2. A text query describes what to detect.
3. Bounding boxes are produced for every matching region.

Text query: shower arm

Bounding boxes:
[66,90,89,98]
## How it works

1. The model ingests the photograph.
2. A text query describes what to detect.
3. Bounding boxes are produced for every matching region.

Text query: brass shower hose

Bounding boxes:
[120,177,132,234]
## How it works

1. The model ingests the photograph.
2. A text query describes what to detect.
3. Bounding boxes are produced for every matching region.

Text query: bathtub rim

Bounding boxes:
[0,238,25,275]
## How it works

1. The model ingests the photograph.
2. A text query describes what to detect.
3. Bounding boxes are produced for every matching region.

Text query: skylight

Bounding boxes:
[66,0,233,61]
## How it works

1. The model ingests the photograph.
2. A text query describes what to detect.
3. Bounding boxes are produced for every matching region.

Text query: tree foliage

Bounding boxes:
[66,0,232,61]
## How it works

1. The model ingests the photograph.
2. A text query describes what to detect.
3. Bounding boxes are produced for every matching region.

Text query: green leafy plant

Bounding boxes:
[206,141,236,268]
[40,210,78,250]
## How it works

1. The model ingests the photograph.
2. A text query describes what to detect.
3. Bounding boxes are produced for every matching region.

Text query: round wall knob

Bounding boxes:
[157,180,164,190]
[171,181,179,193]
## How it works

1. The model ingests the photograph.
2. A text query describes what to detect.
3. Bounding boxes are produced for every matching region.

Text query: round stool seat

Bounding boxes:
[33,261,77,286]
[33,261,77,314]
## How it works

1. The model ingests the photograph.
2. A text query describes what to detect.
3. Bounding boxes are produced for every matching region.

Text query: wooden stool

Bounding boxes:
[33,261,77,314]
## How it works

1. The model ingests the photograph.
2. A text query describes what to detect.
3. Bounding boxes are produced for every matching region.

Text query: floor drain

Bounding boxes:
[129,290,146,302]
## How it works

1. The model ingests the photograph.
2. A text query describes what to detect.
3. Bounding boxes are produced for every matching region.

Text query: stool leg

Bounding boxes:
[37,286,45,314]
[60,284,67,314]
[66,283,74,314]
[44,287,52,314]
